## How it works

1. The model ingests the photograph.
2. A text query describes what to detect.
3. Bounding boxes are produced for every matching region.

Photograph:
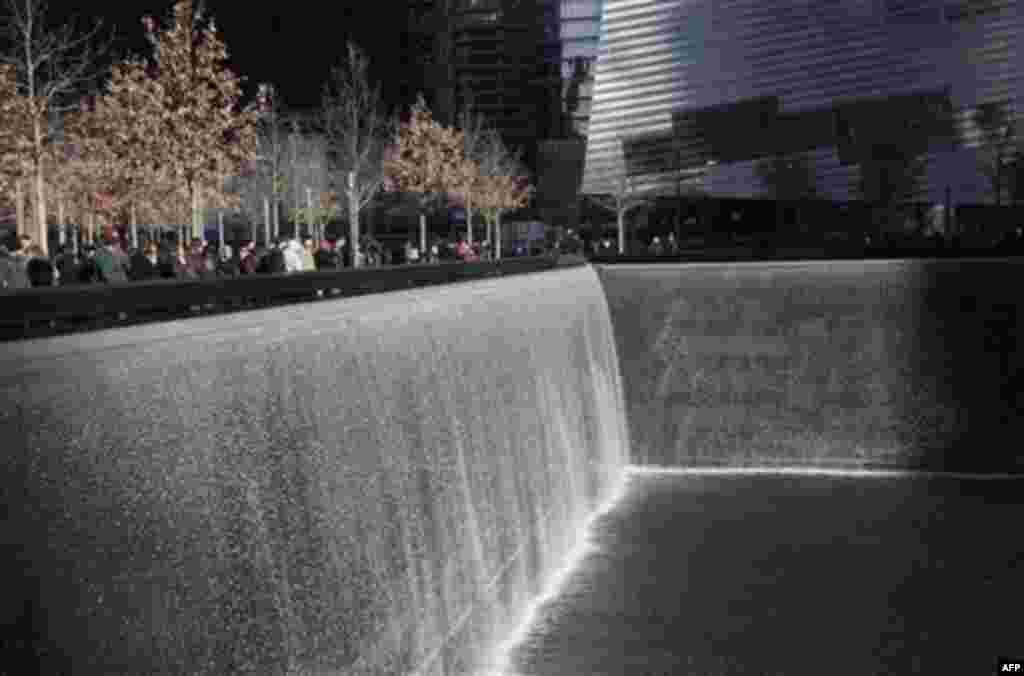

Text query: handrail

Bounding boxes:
[0,255,580,342]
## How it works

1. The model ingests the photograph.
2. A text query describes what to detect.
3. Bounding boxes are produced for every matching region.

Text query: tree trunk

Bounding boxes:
[33,119,49,256]
[618,209,626,254]
[306,187,313,241]
[130,203,138,251]
[58,200,66,247]
[15,179,25,240]
[495,211,502,260]
[348,171,360,268]
[191,186,202,241]
[419,211,427,256]
[272,198,280,240]
[263,196,271,245]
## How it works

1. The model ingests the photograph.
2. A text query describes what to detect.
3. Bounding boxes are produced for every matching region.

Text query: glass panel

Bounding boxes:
[561,39,599,60]
[560,0,602,20]
[560,19,602,40]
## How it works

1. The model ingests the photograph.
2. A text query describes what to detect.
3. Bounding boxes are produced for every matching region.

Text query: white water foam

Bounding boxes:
[476,469,630,676]
[627,465,1024,480]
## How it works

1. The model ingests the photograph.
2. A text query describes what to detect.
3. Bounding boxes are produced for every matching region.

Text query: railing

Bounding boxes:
[0,255,578,342]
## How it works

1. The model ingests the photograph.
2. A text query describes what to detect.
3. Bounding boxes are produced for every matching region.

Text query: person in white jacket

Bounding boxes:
[283,238,304,273]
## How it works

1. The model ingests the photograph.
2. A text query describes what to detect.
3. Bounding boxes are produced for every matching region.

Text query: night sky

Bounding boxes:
[41,1,411,113]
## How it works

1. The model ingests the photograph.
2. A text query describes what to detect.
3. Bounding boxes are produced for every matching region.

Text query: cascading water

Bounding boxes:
[0,264,630,675]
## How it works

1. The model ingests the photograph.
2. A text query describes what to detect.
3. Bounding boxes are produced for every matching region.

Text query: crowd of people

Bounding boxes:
[0,232,356,290]
[0,230,517,291]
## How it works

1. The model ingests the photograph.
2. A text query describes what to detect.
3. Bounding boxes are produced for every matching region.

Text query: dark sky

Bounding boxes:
[43,1,410,113]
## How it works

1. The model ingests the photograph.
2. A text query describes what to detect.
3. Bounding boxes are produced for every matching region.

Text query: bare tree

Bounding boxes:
[252,84,290,239]
[454,98,529,247]
[282,115,329,239]
[971,100,1016,207]
[1,0,110,254]
[466,123,529,254]
[454,99,489,244]
[586,172,655,254]
[320,41,393,267]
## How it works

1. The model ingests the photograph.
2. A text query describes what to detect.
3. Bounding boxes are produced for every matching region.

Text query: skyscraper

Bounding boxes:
[548,0,604,137]
[400,0,556,171]
[582,0,1023,208]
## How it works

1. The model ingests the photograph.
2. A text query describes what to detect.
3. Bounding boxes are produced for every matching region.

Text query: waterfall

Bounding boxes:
[0,265,630,675]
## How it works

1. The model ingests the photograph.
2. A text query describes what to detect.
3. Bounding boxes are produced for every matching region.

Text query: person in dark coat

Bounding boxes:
[77,245,102,284]
[257,239,286,274]
[336,237,350,268]
[128,242,161,281]
[216,245,240,278]
[157,238,177,279]
[25,245,55,287]
[54,245,80,286]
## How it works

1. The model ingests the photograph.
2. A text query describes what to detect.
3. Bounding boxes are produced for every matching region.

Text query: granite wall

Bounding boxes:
[598,259,1024,471]
[0,266,629,675]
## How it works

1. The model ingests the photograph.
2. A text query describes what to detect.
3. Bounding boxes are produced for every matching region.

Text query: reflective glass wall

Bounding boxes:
[582,0,1024,206]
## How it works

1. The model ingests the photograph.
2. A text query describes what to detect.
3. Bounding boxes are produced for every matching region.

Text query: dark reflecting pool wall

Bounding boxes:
[598,258,1024,471]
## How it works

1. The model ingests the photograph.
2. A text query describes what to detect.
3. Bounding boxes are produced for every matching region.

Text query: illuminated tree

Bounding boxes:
[450,110,530,253]
[113,0,257,239]
[0,63,32,218]
[1,0,109,254]
[384,95,468,257]
[477,173,532,260]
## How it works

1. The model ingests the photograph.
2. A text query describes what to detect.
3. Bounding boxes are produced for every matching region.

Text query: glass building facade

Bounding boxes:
[549,1,605,136]
[581,0,1024,206]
